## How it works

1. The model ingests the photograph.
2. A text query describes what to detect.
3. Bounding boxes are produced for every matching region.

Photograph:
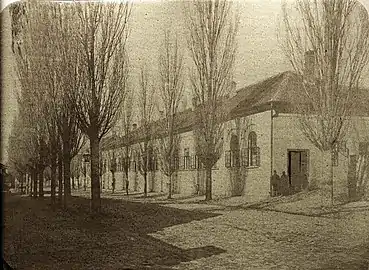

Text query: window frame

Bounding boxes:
[245,131,260,168]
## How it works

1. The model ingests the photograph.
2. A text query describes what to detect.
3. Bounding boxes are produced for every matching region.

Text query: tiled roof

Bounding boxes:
[101,71,369,150]
[229,71,303,117]
[101,108,196,151]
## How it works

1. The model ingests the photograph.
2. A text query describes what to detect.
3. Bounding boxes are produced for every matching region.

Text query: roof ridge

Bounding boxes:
[236,70,294,94]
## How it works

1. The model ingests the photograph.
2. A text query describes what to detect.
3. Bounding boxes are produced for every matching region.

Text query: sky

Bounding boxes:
[1,0,369,164]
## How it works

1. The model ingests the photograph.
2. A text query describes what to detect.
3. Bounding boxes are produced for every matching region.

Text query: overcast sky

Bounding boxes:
[1,0,369,163]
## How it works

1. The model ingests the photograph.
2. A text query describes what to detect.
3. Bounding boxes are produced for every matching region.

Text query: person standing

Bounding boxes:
[280,171,289,196]
[271,170,280,196]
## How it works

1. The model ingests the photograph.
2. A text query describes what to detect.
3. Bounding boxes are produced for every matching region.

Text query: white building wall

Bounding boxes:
[100,113,369,201]
[242,111,272,201]
[273,114,369,198]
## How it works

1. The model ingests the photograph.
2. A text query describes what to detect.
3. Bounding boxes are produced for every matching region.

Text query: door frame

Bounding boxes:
[287,149,310,186]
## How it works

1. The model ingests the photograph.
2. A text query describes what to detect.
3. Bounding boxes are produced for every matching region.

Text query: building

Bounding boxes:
[100,71,369,202]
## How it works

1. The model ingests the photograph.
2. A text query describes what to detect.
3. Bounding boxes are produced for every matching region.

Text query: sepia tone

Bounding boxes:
[1,0,369,269]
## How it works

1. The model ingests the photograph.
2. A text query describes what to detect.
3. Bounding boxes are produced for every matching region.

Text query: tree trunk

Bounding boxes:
[144,171,148,197]
[347,155,358,201]
[33,171,38,198]
[25,174,29,194]
[51,158,57,205]
[168,174,172,199]
[112,172,115,193]
[205,166,212,201]
[316,150,331,188]
[90,134,101,214]
[63,153,71,209]
[134,171,138,191]
[20,174,25,194]
[38,170,44,197]
[29,173,33,196]
[330,150,334,205]
[124,169,128,191]
[58,154,63,205]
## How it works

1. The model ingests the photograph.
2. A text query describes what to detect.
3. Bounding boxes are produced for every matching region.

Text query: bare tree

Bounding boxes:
[120,84,134,193]
[184,0,239,200]
[10,2,86,207]
[68,2,131,213]
[7,115,33,195]
[137,68,156,197]
[281,0,369,203]
[46,4,86,208]
[10,1,52,199]
[157,30,184,199]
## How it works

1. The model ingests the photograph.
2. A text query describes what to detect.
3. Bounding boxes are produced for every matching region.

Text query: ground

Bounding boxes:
[3,191,369,270]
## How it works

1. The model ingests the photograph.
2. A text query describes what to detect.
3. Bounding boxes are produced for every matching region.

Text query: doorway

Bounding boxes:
[288,150,309,193]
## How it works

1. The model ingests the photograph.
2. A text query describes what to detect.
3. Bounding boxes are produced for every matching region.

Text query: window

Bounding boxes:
[122,157,129,172]
[103,160,107,173]
[110,157,117,172]
[240,148,249,167]
[151,156,159,171]
[191,155,203,169]
[171,156,180,171]
[191,155,198,170]
[130,161,136,172]
[246,132,260,167]
[225,150,240,168]
[232,150,240,167]
[184,148,190,170]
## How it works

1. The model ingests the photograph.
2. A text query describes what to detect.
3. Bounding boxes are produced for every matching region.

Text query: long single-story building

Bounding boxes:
[99,71,369,202]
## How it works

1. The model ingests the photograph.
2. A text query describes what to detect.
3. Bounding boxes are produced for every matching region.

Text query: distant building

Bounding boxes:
[100,71,369,202]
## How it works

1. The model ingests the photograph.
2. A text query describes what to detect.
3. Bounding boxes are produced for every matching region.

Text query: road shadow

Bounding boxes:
[3,195,224,270]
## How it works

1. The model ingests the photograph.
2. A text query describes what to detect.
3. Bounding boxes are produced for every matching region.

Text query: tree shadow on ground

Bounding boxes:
[3,195,224,270]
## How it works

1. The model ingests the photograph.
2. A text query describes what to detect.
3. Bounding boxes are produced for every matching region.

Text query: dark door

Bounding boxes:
[288,150,308,193]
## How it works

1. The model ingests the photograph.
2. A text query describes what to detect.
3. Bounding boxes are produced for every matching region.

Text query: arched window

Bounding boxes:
[230,134,240,167]
[248,132,257,148]
[247,132,260,167]
[225,134,240,168]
